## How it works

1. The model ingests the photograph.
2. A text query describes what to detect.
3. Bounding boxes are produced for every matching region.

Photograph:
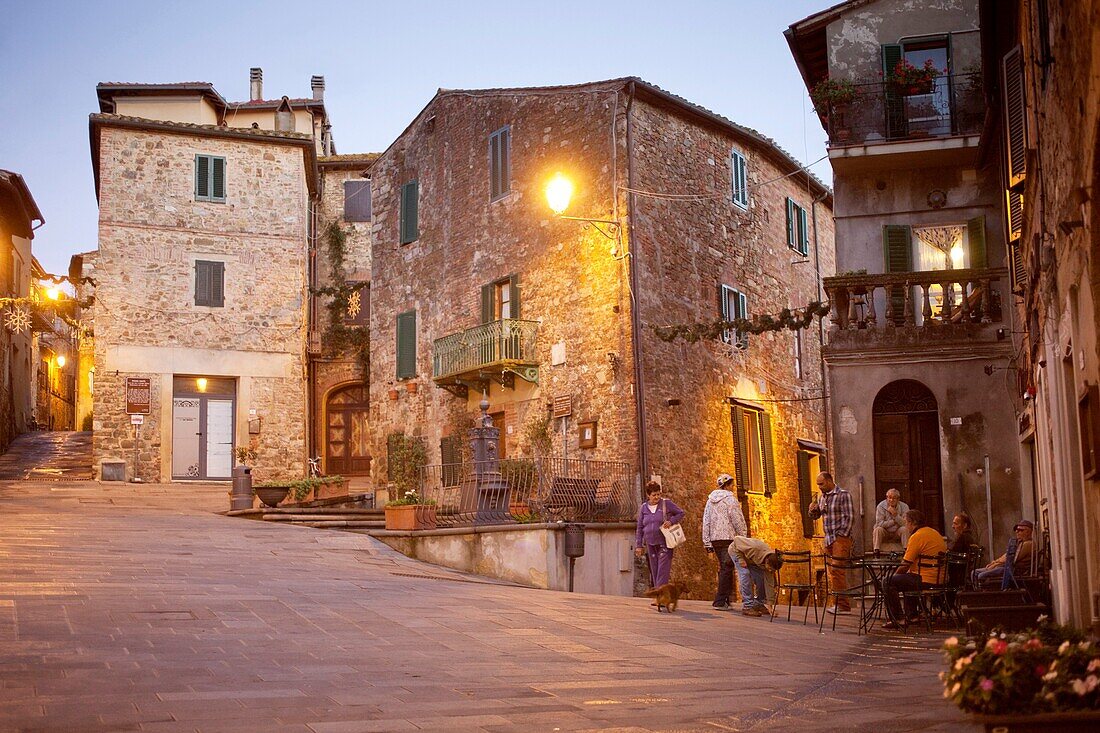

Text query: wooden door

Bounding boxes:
[910,412,945,533]
[873,413,911,502]
[325,385,371,475]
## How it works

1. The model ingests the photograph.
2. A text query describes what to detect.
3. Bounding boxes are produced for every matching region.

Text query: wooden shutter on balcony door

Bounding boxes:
[731,405,749,495]
[967,216,987,268]
[760,412,776,497]
[508,273,520,319]
[796,450,814,538]
[481,284,493,323]
[883,224,912,321]
[1003,46,1027,189]
[882,43,906,138]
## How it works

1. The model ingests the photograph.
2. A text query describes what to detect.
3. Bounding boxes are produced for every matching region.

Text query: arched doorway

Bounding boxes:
[872,380,945,533]
[324,384,371,476]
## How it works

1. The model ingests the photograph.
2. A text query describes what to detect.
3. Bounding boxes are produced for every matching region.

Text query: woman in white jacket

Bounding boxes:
[701,473,748,611]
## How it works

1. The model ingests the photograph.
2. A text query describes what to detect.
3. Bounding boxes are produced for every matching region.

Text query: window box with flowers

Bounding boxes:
[888,58,943,96]
[941,620,1100,732]
[385,490,438,530]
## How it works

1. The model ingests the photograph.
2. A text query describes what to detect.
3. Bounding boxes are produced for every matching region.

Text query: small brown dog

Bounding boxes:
[644,582,684,613]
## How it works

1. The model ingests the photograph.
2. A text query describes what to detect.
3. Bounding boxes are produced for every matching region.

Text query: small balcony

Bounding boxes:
[821,73,984,172]
[432,318,540,394]
[823,267,1009,351]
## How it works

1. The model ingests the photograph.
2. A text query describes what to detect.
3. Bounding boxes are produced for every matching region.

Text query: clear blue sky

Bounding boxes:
[0,0,830,275]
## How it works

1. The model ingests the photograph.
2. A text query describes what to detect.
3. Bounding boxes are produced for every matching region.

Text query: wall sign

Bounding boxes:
[553,394,572,419]
[126,377,151,415]
[130,414,144,425]
[579,420,598,449]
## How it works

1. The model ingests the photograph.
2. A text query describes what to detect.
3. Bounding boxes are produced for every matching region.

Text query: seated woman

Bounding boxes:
[882,509,947,630]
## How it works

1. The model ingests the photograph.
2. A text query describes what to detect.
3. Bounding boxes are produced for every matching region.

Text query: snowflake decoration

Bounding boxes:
[75,319,92,340]
[346,290,362,320]
[5,306,31,334]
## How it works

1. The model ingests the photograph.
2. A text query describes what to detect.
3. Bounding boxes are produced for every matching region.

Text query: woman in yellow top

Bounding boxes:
[882,509,947,630]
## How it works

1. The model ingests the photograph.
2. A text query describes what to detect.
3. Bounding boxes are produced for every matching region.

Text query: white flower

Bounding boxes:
[1072,678,1088,696]
[1080,641,1093,650]
[1088,659,1100,673]
[944,636,959,648]
[952,682,961,695]
[1037,614,1048,622]
[1059,641,1071,654]
[1042,671,1058,682]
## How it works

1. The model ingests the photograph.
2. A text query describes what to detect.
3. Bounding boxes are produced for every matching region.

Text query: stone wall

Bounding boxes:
[92,124,310,482]
[628,97,836,597]
[368,82,835,599]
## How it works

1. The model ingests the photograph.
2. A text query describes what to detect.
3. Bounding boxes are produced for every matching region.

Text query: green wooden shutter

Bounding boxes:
[1003,46,1027,188]
[211,157,226,200]
[884,224,912,323]
[400,181,419,244]
[882,43,906,138]
[967,215,987,268]
[194,260,211,305]
[210,261,225,307]
[760,412,776,497]
[195,155,210,199]
[396,310,417,378]
[718,284,731,343]
[481,283,494,323]
[1008,242,1026,294]
[508,273,520,319]
[796,450,814,538]
[731,405,749,495]
[441,436,459,486]
[883,225,912,272]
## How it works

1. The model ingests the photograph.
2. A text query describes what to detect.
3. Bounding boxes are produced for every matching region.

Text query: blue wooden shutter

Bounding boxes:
[785,198,796,247]
[798,206,809,255]
[736,290,749,350]
[211,157,226,200]
[195,155,210,199]
[400,181,419,244]
[396,310,417,378]
[760,412,776,497]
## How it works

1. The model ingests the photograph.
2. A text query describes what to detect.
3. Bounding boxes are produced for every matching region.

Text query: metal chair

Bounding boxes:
[769,550,819,625]
[819,553,872,633]
[897,553,948,632]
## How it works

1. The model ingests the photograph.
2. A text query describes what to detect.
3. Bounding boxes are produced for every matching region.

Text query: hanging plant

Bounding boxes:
[653,301,831,343]
[310,220,369,379]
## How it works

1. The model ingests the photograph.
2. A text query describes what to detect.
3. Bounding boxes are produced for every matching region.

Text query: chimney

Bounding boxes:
[249,67,263,101]
[275,97,294,132]
[311,75,325,101]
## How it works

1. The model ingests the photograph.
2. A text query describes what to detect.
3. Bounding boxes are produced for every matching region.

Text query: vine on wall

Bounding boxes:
[310,220,369,379]
[652,301,830,343]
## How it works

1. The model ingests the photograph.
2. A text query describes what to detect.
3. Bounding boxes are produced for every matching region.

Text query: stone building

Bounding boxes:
[0,169,42,448]
[368,78,835,596]
[30,257,77,431]
[787,0,1022,556]
[88,70,331,482]
[982,0,1100,629]
[310,154,377,486]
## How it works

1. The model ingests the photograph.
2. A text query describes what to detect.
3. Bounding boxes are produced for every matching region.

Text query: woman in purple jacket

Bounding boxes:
[634,481,686,589]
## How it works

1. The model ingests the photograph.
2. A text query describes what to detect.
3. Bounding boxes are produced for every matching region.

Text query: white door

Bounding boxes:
[172,398,202,478]
[205,399,234,479]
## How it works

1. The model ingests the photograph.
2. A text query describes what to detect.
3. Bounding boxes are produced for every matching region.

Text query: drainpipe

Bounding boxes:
[810,190,832,462]
[625,81,649,489]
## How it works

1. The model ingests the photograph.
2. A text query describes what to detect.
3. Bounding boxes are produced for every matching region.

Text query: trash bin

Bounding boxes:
[230,465,253,511]
[563,523,586,558]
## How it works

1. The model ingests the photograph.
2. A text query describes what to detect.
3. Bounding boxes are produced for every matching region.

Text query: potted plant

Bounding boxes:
[385,489,438,530]
[888,58,943,96]
[253,480,292,508]
[234,445,258,467]
[941,619,1100,732]
[809,77,857,115]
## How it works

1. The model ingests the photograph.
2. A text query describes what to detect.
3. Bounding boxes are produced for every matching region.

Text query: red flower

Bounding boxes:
[1036,664,1048,676]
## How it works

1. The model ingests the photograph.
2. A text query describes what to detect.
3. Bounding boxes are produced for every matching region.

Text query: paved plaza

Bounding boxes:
[0,479,979,732]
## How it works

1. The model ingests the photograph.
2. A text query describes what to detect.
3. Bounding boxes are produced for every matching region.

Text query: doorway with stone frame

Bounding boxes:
[324,384,371,476]
[872,379,945,535]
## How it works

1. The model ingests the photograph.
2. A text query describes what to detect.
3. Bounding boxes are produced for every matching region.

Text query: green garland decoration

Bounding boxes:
[1,295,95,337]
[309,221,369,379]
[653,301,831,343]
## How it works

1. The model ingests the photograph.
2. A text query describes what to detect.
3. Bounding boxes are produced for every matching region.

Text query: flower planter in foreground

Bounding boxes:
[385,504,438,531]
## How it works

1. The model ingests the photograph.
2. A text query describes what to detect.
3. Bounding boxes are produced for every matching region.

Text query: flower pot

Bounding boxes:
[385,504,437,530]
[388,389,399,401]
[973,711,1100,733]
[255,486,289,508]
[405,382,418,394]
[899,80,934,96]
[316,478,350,500]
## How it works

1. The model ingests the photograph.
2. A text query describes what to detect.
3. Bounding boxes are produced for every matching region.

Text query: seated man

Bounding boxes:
[730,535,784,618]
[882,509,947,630]
[873,489,910,551]
[973,520,1037,589]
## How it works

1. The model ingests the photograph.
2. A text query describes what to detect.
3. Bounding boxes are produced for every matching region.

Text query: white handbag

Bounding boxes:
[660,499,687,549]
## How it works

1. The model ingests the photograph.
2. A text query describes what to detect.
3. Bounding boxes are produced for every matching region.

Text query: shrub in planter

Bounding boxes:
[941,620,1099,720]
[385,490,438,530]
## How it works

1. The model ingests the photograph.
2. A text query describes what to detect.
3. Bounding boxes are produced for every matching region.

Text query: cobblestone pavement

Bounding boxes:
[0,480,979,733]
[0,431,93,480]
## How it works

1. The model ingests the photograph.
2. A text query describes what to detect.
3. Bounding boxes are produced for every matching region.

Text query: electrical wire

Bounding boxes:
[618,154,829,202]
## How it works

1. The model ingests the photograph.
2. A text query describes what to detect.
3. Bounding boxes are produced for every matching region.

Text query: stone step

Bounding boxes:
[263,513,380,522]
[301,520,386,529]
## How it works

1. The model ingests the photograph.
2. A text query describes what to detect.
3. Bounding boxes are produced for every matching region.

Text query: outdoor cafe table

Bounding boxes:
[857,555,904,633]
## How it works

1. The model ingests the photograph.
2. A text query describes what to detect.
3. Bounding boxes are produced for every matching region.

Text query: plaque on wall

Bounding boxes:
[126,377,151,415]
[579,420,597,449]
[553,394,572,419]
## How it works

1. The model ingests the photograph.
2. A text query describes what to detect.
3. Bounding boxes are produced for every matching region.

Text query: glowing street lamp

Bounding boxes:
[46,287,60,300]
[544,172,622,246]
[56,355,66,368]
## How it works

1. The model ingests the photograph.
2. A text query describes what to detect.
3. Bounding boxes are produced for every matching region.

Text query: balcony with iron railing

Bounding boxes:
[822,267,1008,351]
[820,73,985,170]
[432,318,540,392]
